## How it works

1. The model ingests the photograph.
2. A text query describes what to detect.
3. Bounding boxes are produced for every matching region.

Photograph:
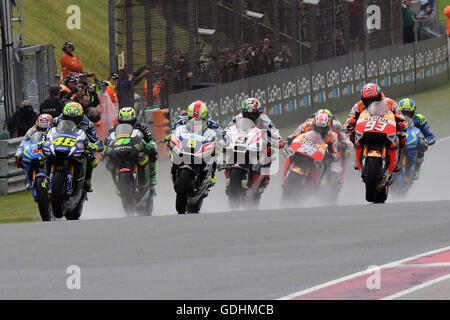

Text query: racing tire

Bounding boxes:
[35,176,51,222]
[187,197,203,214]
[51,171,66,218]
[175,169,192,214]
[228,168,244,209]
[118,172,135,215]
[365,157,381,203]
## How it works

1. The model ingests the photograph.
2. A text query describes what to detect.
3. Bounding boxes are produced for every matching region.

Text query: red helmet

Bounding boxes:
[361,83,383,108]
[36,114,53,131]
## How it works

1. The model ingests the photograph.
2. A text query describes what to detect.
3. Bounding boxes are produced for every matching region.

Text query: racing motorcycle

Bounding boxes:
[219,117,270,209]
[168,118,216,214]
[354,101,398,204]
[281,130,328,203]
[104,123,155,216]
[20,131,51,221]
[391,116,421,195]
[42,120,88,220]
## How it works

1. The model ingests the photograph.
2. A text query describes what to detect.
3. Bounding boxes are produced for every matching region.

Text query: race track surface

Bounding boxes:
[0,138,449,299]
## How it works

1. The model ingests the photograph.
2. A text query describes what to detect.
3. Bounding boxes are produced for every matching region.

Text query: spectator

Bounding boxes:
[118,65,151,107]
[60,41,83,79]
[417,3,439,40]
[60,75,77,101]
[7,100,38,138]
[39,85,64,117]
[79,70,99,93]
[78,71,100,108]
[82,94,101,124]
[106,72,119,105]
[260,38,274,73]
[402,0,427,44]
[274,45,292,71]
[420,0,434,11]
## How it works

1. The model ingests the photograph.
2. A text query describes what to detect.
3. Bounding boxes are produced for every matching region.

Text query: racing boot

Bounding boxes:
[84,158,97,193]
[413,157,424,181]
[209,163,217,188]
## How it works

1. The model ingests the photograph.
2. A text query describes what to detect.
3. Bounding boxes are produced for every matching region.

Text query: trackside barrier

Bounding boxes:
[0,137,27,195]
[145,107,170,160]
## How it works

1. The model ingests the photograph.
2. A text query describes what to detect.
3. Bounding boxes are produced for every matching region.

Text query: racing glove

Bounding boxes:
[418,137,429,153]
[15,156,22,168]
[86,142,99,152]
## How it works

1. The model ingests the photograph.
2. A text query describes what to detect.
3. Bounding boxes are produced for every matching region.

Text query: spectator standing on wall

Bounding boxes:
[60,41,83,79]
[7,100,38,138]
[39,85,64,117]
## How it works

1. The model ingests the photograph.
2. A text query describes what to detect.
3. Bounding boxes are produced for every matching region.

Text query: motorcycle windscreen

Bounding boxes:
[236,118,256,132]
[186,118,207,134]
[57,120,78,133]
[29,131,45,143]
[114,123,134,137]
[366,101,390,117]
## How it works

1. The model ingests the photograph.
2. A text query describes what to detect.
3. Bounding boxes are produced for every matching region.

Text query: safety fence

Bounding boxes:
[0,137,26,195]
[168,35,449,129]
[114,0,411,107]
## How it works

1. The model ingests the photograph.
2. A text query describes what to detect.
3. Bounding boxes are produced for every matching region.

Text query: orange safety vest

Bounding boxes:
[61,52,83,80]
[106,83,118,105]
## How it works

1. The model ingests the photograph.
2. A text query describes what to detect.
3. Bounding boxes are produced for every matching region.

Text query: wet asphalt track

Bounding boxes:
[0,138,449,299]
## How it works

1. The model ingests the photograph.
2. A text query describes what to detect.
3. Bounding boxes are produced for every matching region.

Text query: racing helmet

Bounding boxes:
[187,100,208,120]
[118,107,137,126]
[361,83,383,108]
[62,102,84,126]
[398,98,416,119]
[36,114,53,131]
[242,98,261,122]
[317,108,334,120]
[312,112,332,137]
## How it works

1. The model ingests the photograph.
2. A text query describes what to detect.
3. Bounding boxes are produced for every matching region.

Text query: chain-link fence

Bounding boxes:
[0,45,56,130]
[115,0,446,108]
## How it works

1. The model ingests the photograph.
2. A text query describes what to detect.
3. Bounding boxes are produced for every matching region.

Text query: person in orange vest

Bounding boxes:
[60,41,83,79]
[444,5,450,36]
[106,72,119,104]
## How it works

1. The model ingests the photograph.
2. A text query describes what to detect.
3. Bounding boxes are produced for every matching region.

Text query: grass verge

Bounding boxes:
[0,190,39,224]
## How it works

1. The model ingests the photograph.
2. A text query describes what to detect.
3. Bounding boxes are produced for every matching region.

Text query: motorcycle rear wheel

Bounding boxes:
[365,157,383,203]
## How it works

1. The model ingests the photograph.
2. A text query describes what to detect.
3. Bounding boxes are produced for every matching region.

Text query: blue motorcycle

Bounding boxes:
[392,116,421,195]
[42,120,88,220]
[20,131,51,221]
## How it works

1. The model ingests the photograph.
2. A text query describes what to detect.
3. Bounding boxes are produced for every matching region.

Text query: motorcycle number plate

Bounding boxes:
[242,180,248,188]
[187,139,196,148]
[51,137,77,147]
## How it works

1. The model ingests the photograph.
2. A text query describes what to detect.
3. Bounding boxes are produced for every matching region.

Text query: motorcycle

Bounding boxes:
[104,123,155,216]
[391,116,421,195]
[281,130,328,203]
[20,131,51,221]
[168,118,216,214]
[42,120,88,220]
[219,117,270,209]
[354,101,398,204]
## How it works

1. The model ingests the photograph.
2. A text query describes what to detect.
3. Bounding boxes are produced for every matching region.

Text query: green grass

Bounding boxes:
[21,0,110,80]
[0,190,39,223]
[438,0,450,26]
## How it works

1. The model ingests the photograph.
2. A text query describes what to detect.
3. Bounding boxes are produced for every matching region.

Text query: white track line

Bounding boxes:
[381,274,450,300]
[278,245,450,300]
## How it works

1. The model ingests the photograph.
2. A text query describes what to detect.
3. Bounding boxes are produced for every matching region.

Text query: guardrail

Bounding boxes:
[0,138,27,195]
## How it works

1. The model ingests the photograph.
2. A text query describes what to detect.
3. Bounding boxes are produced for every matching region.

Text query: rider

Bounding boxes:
[287,111,340,185]
[14,114,53,189]
[226,97,285,187]
[51,102,103,192]
[288,108,352,185]
[398,98,436,180]
[104,106,158,186]
[344,83,407,171]
[171,100,224,187]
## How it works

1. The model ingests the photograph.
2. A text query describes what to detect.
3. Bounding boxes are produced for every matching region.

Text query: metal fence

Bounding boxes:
[114,0,420,108]
[0,44,56,131]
